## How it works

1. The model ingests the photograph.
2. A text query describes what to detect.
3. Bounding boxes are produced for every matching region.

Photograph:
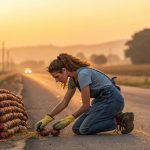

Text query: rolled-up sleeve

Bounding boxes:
[78,72,92,90]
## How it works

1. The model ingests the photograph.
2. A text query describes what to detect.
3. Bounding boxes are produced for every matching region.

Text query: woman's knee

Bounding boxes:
[72,126,81,135]
[72,126,89,135]
[79,127,89,135]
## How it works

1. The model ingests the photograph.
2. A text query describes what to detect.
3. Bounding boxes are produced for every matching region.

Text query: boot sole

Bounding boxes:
[121,112,134,134]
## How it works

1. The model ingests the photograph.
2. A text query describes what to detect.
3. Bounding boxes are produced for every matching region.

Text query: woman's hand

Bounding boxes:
[53,115,75,130]
[35,115,54,132]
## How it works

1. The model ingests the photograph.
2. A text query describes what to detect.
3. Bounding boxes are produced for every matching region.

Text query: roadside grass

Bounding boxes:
[0,72,16,83]
[0,72,22,94]
[98,64,150,76]
[108,75,150,89]
[96,64,150,89]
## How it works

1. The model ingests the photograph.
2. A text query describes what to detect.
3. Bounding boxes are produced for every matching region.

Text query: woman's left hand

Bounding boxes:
[53,115,75,130]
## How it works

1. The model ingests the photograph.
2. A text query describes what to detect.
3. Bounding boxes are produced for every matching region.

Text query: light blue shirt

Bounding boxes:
[68,67,113,98]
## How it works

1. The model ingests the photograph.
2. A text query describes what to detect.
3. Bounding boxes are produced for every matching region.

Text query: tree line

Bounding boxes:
[77,28,150,65]
[125,28,150,64]
[76,52,120,65]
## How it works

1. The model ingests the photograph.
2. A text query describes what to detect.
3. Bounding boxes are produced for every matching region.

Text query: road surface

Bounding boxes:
[0,73,150,150]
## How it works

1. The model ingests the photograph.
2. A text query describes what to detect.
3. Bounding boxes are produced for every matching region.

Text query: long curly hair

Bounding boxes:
[48,53,90,73]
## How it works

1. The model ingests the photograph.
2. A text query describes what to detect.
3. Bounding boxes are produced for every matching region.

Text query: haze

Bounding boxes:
[0,0,150,48]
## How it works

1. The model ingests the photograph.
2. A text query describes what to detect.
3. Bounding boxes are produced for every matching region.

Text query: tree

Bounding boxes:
[90,54,107,65]
[125,28,150,64]
[107,54,120,65]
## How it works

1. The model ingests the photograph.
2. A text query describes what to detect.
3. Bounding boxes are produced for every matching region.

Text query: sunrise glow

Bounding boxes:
[0,0,150,47]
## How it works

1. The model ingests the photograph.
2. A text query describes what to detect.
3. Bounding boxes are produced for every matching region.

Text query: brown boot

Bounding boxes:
[116,112,134,134]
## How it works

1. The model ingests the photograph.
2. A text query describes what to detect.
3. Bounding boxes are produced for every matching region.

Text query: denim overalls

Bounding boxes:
[72,69,124,135]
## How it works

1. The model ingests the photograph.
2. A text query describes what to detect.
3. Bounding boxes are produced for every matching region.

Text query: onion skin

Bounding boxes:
[50,129,60,136]
[0,100,25,110]
[0,124,5,131]
[0,113,27,123]
[0,106,27,116]
[39,128,51,136]
[0,89,10,94]
[0,132,9,139]
[0,90,28,139]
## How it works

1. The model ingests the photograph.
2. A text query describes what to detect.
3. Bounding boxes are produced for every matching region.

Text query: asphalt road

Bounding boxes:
[23,73,150,150]
[1,73,150,150]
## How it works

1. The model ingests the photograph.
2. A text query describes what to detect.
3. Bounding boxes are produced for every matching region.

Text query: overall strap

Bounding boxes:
[72,77,81,91]
[89,68,121,91]
[72,67,120,92]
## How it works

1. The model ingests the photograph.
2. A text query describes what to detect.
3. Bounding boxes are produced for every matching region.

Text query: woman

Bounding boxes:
[35,53,134,135]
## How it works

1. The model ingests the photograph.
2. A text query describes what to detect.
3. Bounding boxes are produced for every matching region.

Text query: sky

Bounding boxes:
[0,0,150,48]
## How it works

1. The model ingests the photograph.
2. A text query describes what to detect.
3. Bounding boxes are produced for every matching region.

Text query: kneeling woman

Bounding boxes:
[36,53,134,135]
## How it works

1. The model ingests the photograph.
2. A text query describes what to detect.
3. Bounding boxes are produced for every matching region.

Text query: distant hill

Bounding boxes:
[7,39,127,64]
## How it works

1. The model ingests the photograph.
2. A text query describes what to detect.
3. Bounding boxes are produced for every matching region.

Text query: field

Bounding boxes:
[96,64,150,88]
[1,64,150,89]
[98,64,150,76]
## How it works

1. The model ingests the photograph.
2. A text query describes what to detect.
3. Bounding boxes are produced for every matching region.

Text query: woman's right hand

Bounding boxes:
[35,115,54,132]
